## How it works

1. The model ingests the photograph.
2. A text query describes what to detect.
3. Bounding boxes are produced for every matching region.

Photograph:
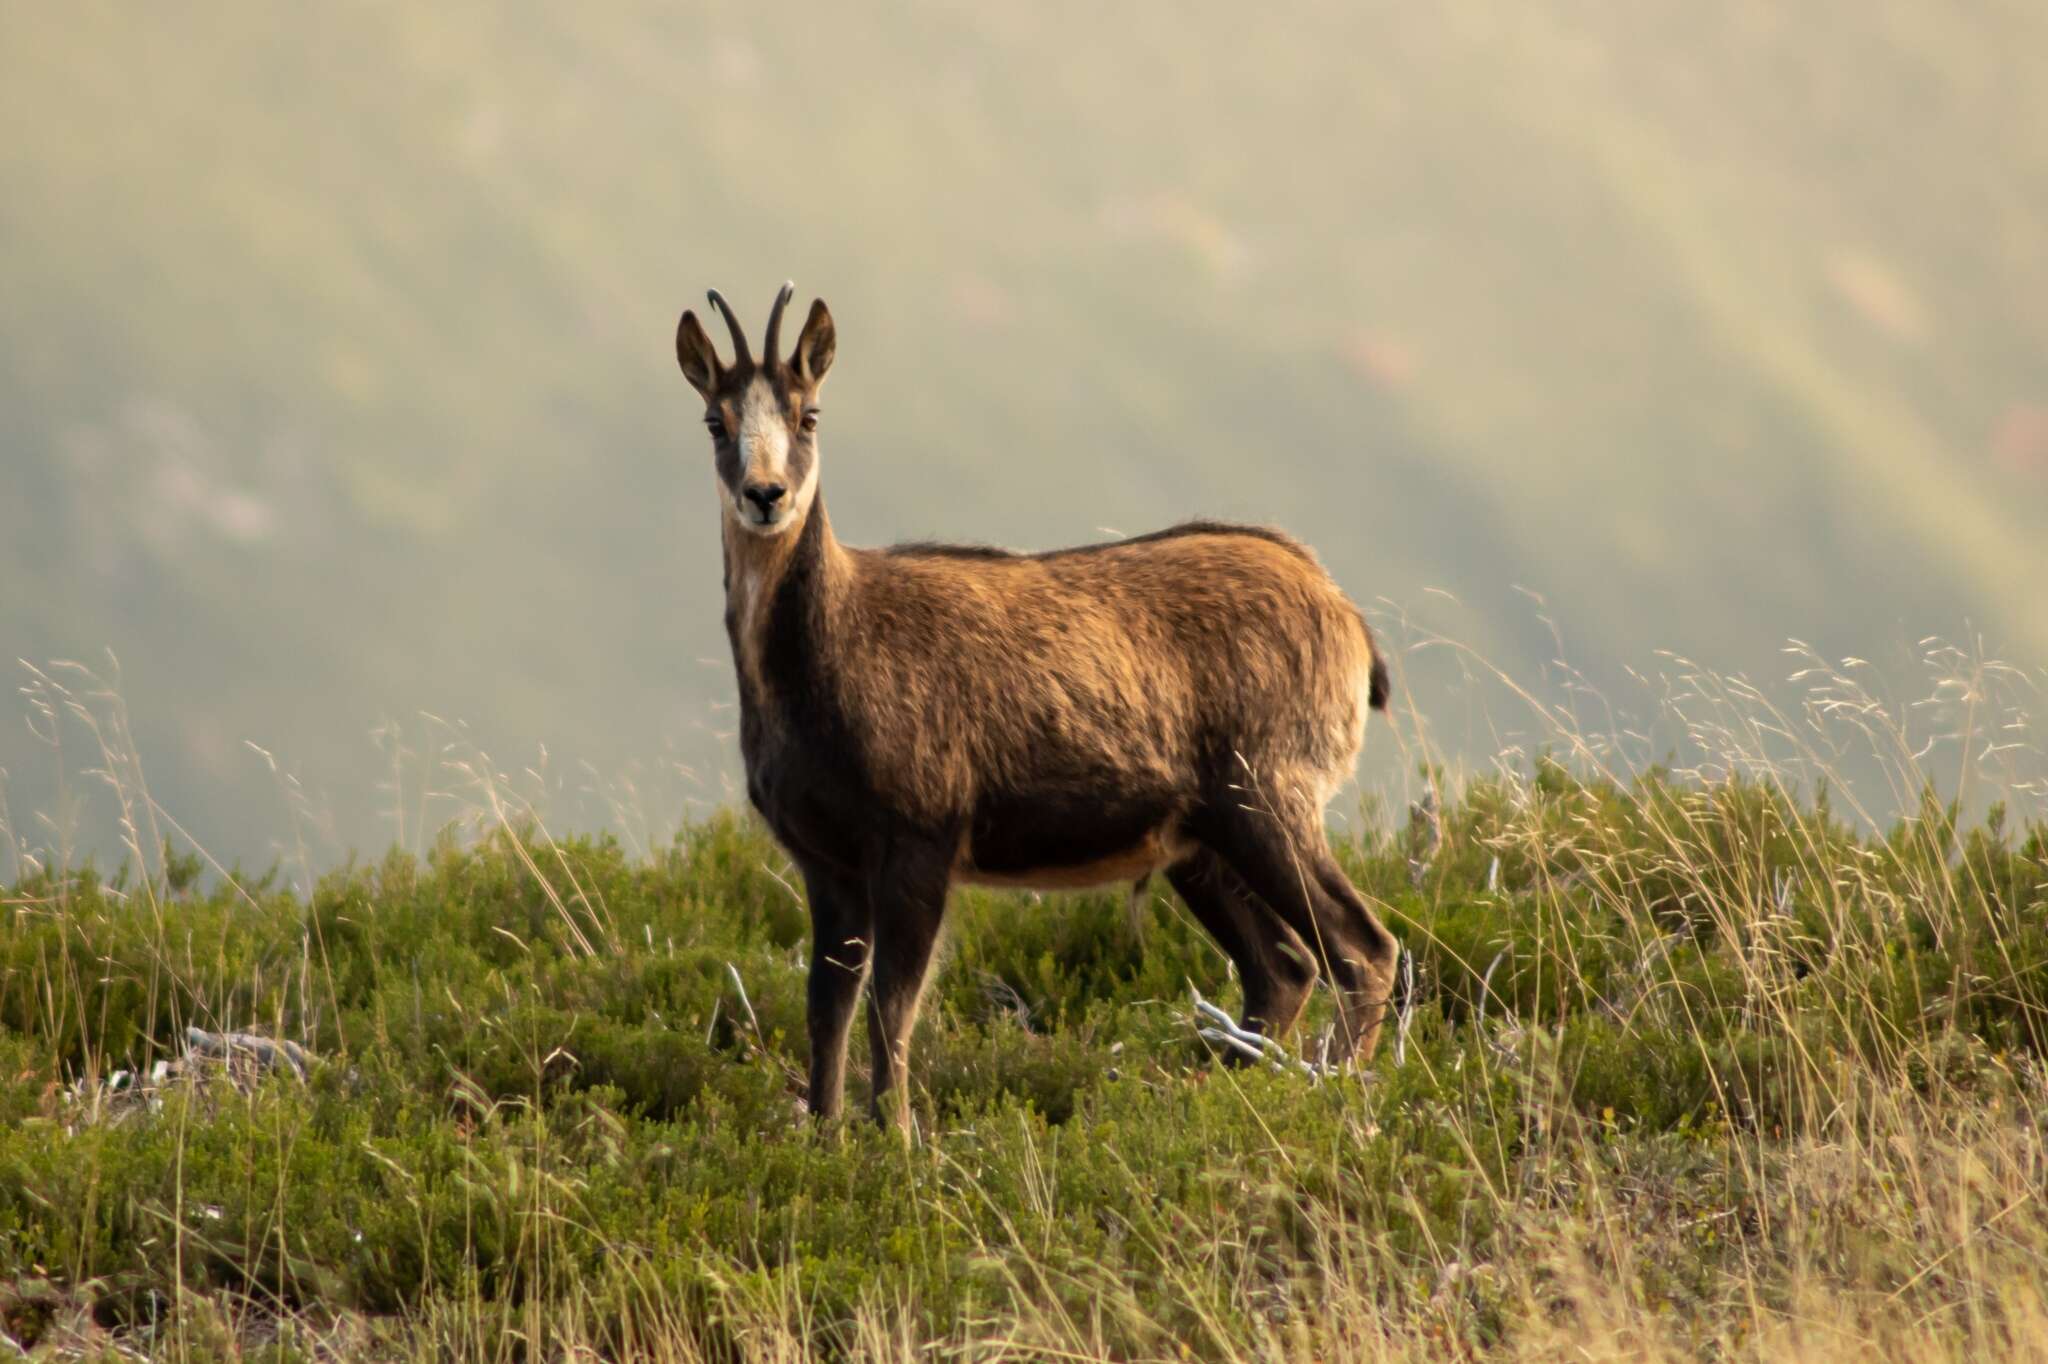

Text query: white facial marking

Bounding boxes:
[726,374,819,537]
[736,379,788,484]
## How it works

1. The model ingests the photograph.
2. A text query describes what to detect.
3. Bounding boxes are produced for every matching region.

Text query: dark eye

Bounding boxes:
[704,415,727,440]
[800,407,820,433]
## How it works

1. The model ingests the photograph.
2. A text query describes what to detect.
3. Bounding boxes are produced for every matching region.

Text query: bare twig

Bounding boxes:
[1197,1027,1270,1064]
[1393,950,1417,1067]
[1407,792,1441,889]
[1476,949,1508,1032]
[726,961,768,1055]
[1189,986,1324,1078]
[185,1027,312,1080]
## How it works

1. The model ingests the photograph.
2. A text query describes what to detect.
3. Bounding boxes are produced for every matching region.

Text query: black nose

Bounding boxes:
[743,484,787,513]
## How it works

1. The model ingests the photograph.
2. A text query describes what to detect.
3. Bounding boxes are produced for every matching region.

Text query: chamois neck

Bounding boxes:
[720,494,850,628]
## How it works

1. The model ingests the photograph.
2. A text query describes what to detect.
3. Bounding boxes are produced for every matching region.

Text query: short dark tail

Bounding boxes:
[1350,604,1392,712]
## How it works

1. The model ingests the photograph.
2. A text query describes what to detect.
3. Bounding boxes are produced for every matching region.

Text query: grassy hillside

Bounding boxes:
[4,2,2046,865]
[1,658,2045,1359]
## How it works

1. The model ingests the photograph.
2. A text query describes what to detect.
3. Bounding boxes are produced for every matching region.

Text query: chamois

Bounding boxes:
[676,283,1399,1132]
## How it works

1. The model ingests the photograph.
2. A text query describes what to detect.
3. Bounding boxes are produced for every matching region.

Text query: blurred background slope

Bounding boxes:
[3,1,2044,866]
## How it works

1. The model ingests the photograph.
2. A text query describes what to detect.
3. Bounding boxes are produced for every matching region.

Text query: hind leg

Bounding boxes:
[1309,856,1402,1059]
[1167,848,1317,1047]
[1195,793,1399,1064]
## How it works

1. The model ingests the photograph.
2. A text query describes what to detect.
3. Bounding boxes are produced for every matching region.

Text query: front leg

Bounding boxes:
[798,858,872,1120]
[864,838,952,1137]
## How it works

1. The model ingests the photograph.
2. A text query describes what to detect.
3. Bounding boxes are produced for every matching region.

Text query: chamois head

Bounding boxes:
[676,282,837,537]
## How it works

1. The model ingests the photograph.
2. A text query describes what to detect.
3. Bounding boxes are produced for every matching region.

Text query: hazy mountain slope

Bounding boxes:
[2,1,2042,864]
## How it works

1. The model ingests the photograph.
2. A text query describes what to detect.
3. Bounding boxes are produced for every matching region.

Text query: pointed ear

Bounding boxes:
[792,299,835,385]
[675,310,722,398]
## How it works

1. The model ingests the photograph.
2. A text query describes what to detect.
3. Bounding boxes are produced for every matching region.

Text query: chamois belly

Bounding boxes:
[955,784,1191,891]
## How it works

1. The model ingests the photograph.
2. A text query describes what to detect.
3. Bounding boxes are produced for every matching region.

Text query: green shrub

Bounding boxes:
[3,775,2046,1358]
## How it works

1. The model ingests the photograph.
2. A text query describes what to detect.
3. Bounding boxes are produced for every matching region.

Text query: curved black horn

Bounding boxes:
[705,288,753,368]
[763,281,796,369]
